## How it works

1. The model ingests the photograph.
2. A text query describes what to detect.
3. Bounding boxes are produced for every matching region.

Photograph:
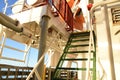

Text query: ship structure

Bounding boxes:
[0,0,120,80]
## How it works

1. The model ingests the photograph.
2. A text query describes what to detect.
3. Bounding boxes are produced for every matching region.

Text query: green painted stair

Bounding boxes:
[52,31,96,80]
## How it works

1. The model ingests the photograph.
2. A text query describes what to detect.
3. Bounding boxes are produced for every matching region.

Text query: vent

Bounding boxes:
[111,7,120,25]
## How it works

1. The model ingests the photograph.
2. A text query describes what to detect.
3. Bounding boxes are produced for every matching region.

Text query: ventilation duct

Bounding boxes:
[26,0,37,5]
[12,0,24,14]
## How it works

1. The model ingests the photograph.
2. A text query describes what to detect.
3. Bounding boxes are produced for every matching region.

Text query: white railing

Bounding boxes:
[85,13,95,80]
[0,31,33,62]
[86,0,120,80]
[26,32,63,80]
[0,32,6,58]
[0,41,32,62]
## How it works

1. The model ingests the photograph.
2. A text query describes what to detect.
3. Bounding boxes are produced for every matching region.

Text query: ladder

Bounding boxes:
[52,31,96,80]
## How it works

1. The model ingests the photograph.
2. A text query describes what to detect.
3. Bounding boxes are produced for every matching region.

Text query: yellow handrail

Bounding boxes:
[42,65,46,80]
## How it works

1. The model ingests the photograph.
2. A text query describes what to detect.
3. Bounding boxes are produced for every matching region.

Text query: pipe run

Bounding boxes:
[26,15,50,80]
[89,0,120,80]
[0,12,23,32]
[0,13,39,41]
[37,15,50,80]
[90,0,120,18]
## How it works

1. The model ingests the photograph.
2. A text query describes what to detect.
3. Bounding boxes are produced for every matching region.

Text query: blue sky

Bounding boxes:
[0,0,17,14]
[0,38,39,67]
[0,36,39,67]
[0,0,39,67]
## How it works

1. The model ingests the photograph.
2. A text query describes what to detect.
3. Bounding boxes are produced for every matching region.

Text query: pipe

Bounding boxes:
[26,48,46,80]
[37,15,50,79]
[0,13,39,40]
[0,13,22,32]
[26,15,50,80]
[89,0,119,80]
[90,0,120,18]
[93,2,120,12]
[102,4,116,80]
[0,12,18,25]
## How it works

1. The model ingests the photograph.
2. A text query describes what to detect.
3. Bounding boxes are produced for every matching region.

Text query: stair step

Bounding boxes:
[71,32,90,36]
[71,39,89,42]
[65,51,93,54]
[69,44,89,47]
[53,78,69,80]
[53,31,96,80]
[57,67,93,71]
[71,35,89,38]
[71,33,90,38]
[62,58,93,61]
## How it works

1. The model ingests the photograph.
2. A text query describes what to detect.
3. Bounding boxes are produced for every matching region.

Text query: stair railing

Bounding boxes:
[0,32,6,58]
[26,32,62,80]
[51,0,73,31]
[85,30,93,80]
[0,35,33,62]
[86,0,120,80]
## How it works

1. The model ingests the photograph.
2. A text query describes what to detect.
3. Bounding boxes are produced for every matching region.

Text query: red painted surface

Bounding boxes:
[67,0,74,8]
[87,3,93,11]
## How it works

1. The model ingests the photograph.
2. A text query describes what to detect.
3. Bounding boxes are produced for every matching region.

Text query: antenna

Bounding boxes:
[3,0,8,14]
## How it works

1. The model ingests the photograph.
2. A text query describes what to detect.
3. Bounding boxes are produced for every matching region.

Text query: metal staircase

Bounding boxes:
[52,31,96,80]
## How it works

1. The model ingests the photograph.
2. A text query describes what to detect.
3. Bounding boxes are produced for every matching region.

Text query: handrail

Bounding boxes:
[24,42,32,62]
[0,32,6,58]
[86,0,120,80]
[0,37,33,62]
[51,0,73,31]
[98,58,106,80]
[86,30,93,80]
[26,32,61,80]
[0,31,33,62]
[26,51,44,80]
[34,69,42,80]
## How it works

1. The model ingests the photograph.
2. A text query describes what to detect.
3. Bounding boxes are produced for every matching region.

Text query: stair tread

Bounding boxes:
[71,31,90,35]
[57,67,93,71]
[62,58,93,61]
[53,78,69,80]
[69,44,89,47]
[53,31,96,80]
[71,39,89,42]
[65,51,93,53]
[71,33,90,38]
